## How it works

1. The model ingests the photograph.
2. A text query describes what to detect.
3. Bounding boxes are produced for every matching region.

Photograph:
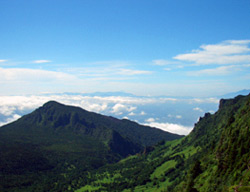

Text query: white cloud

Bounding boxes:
[188,65,239,76]
[117,69,152,76]
[66,65,152,78]
[88,96,176,105]
[0,67,84,95]
[0,114,21,126]
[144,121,193,135]
[140,111,146,115]
[0,60,7,63]
[33,60,51,63]
[0,67,77,82]
[164,68,171,71]
[190,98,219,104]
[88,60,130,67]
[145,118,155,123]
[0,64,234,97]
[0,94,219,135]
[0,96,48,111]
[0,95,111,126]
[153,59,180,66]
[226,40,250,45]
[111,103,136,115]
[80,102,108,113]
[167,114,182,119]
[128,112,136,116]
[174,40,250,65]
[193,107,203,112]
[0,105,16,116]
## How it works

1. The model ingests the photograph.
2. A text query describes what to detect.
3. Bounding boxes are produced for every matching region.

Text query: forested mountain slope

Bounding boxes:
[0,101,181,192]
[77,94,250,192]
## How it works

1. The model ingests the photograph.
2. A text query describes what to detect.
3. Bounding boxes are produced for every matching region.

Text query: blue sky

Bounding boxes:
[1,0,250,96]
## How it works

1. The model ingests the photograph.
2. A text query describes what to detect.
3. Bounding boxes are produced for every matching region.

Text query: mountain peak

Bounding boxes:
[42,100,65,108]
[219,94,246,109]
[3,100,182,147]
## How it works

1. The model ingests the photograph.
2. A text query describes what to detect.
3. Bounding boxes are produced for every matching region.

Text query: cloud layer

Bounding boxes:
[0,62,154,96]
[33,60,51,64]
[188,65,239,76]
[174,40,250,65]
[0,93,220,135]
[0,67,76,82]
[144,121,192,135]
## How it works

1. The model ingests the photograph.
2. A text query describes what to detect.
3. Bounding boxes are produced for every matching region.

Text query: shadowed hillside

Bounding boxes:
[0,101,181,192]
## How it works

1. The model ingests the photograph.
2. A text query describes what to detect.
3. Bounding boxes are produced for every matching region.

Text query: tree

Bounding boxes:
[186,160,202,192]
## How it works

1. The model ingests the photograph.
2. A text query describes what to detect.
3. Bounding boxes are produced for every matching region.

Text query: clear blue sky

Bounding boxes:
[1,0,250,96]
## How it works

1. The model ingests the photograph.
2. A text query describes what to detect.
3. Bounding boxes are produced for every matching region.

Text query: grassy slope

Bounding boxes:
[75,94,250,192]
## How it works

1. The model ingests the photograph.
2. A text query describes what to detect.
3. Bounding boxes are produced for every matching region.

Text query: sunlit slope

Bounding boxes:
[77,94,250,192]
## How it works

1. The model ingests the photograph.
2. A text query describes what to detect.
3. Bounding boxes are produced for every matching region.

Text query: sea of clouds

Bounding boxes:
[0,93,219,135]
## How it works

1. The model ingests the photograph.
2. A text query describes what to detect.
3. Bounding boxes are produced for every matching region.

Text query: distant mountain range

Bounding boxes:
[219,89,250,99]
[43,89,250,98]
[43,91,137,97]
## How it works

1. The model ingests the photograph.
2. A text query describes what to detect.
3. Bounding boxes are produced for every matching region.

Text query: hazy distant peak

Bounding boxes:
[220,89,250,99]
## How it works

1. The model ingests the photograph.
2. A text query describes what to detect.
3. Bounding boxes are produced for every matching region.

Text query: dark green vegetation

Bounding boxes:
[1,94,250,192]
[72,94,250,192]
[0,101,181,192]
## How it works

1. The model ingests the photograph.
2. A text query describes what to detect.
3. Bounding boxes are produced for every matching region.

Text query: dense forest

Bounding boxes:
[0,101,180,192]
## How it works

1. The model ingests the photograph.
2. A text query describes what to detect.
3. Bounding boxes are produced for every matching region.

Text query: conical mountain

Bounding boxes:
[0,100,182,191]
[1,100,181,146]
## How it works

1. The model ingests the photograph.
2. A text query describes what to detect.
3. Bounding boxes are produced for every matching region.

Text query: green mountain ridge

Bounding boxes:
[74,94,250,192]
[0,100,181,192]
